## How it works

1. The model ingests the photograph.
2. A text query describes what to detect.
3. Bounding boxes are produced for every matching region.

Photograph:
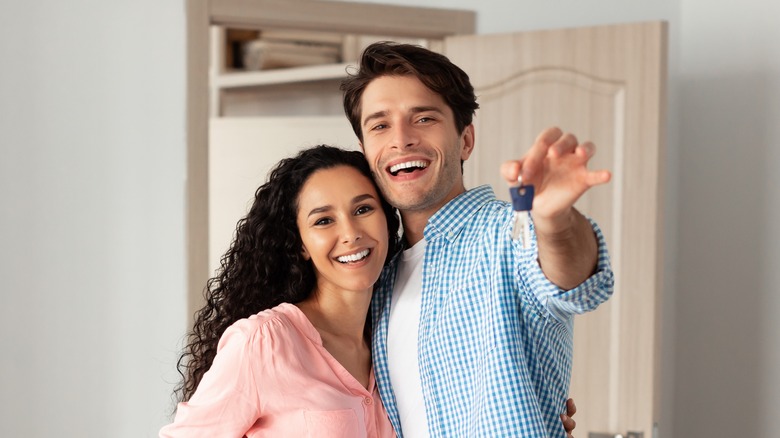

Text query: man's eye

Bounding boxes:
[371,123,387,131]
[417,117,433,123]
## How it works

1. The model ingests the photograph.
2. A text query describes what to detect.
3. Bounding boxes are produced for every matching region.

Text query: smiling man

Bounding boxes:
[340,42,615,438]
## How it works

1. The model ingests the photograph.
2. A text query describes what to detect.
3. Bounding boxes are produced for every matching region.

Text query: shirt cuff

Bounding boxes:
[522,216,615,322]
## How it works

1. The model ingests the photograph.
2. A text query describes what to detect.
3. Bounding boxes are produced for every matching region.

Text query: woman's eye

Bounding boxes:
[355,205,374,215]
[314,217,333,226]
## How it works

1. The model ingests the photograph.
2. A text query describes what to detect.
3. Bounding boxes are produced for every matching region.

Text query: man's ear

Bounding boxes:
[460,124,475,160]
[359,141,365,153]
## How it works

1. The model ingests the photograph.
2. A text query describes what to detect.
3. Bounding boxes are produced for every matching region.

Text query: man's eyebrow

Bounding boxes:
[362,110,387,128]
[361,106,445,128]
[410,105,444,115]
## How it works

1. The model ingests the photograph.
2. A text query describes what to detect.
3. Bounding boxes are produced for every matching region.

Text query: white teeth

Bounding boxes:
[337,249,370,263]
[389,160,428,175]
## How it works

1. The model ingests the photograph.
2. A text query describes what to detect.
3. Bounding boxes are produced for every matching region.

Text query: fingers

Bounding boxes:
[585,169,612,187]
[561,413,576,434]
[500,160,523,185]
[502,127,607,187]
[576,141,596,160]
[550,132,579,158]
[527,128,594,178]
[537,126,564,148]
[562,397,577,436]
[523,127,563,182]
[566,397,577,416]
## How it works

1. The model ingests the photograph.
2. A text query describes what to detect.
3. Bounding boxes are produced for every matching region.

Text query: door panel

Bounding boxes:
[444,22,667,436]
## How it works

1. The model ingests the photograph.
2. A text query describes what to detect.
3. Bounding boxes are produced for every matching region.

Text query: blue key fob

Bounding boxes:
[510,184,534,212]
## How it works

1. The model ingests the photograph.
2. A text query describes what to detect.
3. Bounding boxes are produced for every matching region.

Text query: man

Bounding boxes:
[341,42,613,437]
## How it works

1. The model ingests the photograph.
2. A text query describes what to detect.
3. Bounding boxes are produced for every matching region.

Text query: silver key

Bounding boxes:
[509,176,534,249]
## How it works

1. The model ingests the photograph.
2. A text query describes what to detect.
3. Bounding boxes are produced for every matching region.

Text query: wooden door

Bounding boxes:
[444,22,667,437]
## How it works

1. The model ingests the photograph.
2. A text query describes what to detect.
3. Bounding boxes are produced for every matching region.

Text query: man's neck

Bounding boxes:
[399,186,468,246]
[400,209,430,246]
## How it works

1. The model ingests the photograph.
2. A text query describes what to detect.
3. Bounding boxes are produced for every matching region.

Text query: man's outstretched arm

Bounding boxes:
[502,127,611,290]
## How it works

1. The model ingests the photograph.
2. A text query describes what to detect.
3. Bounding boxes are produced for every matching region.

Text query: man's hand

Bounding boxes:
[501,127,611,232]
[561,398,577,438]
[501,127,611,289]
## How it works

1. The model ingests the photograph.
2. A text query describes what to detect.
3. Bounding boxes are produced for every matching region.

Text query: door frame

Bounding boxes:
[186,0,475,318]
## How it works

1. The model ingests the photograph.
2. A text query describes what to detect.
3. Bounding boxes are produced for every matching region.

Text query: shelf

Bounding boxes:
[213,63,352,89]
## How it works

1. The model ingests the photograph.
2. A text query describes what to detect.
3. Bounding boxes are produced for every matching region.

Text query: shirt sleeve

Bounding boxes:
[159,322,263,438]
[521,216,615,323]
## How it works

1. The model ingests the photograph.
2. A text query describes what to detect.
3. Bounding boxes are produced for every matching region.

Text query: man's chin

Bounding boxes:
[388,194,438,213]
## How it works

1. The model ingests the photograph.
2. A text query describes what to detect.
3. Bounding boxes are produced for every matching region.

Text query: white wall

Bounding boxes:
[1,1,778,437]
[675,0,780,437]
[0,2,187,437]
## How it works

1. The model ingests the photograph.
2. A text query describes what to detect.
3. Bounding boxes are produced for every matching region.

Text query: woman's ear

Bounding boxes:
[301,245,311,260]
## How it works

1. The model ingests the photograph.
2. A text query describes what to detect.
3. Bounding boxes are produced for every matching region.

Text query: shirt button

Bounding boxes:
[364,396,373,405]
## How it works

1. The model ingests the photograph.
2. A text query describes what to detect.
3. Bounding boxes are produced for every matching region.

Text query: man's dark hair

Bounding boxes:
[341,41,479,141]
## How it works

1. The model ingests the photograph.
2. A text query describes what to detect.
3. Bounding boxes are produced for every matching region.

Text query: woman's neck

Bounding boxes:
[297,289,370,342]
[296,288,373,388]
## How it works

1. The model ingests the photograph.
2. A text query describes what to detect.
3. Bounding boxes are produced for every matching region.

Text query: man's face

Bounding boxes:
[358,75,474,216]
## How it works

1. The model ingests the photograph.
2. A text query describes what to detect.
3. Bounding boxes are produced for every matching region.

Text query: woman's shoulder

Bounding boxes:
[220,303,313,347]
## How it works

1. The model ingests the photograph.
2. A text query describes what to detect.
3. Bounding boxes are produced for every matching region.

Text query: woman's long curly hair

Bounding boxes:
[174,145,400,403]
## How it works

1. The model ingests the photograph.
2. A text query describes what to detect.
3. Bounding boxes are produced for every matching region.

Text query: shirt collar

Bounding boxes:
[422,184,496,242]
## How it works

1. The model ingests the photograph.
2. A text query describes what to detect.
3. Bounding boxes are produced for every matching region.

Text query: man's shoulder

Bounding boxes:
[432,186,510,225]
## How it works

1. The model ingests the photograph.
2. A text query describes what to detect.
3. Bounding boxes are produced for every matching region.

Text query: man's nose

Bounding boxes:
[390,123,418,149]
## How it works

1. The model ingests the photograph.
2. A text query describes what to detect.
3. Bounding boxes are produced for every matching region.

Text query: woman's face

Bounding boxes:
[296,165,389,296]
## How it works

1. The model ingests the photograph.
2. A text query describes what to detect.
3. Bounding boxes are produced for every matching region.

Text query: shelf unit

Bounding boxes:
[214,63,352,89]
[208,25,439,117]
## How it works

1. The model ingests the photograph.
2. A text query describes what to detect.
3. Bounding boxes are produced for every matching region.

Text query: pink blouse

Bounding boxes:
[160,303,396,438]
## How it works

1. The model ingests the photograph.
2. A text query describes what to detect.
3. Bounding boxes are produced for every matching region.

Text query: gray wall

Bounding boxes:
[0,2,187,437]
[1,0,778,437]
[676,0,780,436]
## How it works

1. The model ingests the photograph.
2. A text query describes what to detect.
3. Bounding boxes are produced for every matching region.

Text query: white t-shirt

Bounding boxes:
[386,239,429,437]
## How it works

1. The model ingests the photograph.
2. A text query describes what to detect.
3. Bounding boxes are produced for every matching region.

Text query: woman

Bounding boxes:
[161,145,401,437]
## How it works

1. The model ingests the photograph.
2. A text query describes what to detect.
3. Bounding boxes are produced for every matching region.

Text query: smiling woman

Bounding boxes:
[297,166,390,298]
[160,145,401,437]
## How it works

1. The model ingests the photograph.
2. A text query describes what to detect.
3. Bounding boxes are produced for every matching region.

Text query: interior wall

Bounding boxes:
[0,2,187,437]
[675,0,780,437]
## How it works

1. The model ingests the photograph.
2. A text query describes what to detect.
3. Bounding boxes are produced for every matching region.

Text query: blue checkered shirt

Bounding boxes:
[371,185,614,437]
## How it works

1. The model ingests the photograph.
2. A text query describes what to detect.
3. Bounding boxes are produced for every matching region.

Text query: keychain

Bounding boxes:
[509,175,534,249]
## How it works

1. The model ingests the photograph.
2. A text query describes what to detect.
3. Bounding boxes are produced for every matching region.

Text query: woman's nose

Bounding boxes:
[341,221,363,244]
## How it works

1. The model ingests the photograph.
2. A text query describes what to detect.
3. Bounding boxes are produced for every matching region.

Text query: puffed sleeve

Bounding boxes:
[159,322,263,438]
